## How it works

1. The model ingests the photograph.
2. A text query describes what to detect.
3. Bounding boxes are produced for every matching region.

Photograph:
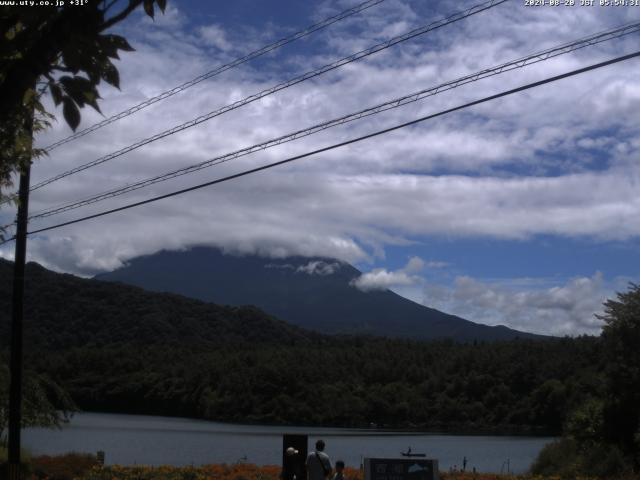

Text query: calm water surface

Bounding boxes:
[23,413,554,474]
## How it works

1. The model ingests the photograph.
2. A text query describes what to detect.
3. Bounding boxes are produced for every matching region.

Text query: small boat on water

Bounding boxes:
[401,447,426,458]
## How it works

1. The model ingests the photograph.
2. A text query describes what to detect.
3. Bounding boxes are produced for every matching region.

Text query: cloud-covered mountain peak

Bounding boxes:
[96,246,545,342]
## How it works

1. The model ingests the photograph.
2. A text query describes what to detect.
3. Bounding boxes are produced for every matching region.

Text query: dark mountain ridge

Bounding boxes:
[0,258,314,351]
[96,246,545,341]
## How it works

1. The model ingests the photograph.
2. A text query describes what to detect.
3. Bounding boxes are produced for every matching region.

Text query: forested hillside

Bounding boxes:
[0,259,313,350]
[0,259,605,433]
[23,337,602,433]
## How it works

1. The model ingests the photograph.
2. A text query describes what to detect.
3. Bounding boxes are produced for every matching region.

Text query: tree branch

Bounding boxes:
[99,0,144,32]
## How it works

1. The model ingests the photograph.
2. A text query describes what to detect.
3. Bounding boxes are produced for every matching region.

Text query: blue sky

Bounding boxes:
[1,0,640,335]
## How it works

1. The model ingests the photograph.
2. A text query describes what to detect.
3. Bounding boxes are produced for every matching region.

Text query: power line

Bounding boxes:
[0,233,16,246]
[41,0,387,152]
[27,21,640,221]
[29,0,508,192]
[21,50,640,238]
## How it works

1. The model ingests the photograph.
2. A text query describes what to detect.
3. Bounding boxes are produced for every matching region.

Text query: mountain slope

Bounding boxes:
[96,247,543,341]
[0,258,313,350]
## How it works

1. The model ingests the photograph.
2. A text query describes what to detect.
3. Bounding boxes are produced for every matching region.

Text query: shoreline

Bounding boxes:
[67,410,558,438]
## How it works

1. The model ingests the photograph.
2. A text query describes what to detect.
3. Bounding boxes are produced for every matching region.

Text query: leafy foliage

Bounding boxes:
[0,0,166,204]
[565,398,605,447]
[599,283,640,461]
[0,358,76,443]
[530,437,629,478]
[531,283,640,477]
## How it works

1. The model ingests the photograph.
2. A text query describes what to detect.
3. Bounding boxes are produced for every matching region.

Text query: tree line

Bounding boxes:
[4,337,603,434]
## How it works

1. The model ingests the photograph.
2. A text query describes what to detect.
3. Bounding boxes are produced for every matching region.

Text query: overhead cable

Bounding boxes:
[42,0,387,152]
[21,50,640,238]
[27,21,640,221]
[29,0,508,192]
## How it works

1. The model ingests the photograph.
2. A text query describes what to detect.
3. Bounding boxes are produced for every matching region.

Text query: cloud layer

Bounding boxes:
[422,272,611,336]
[351,256,424,291]
[1,0,638,334]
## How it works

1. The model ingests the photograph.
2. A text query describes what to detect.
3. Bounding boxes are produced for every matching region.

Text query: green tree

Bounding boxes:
[564,397,605,447]
[0,362,75,444]
[599,283,640,468]
[530,379,567,430]
[534,285,640,477]
[0,0,167,204]
[0,0,168,438]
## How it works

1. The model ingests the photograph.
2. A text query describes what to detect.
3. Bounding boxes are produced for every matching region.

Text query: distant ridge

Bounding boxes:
[0,258,313,350]
[96,246,545,341]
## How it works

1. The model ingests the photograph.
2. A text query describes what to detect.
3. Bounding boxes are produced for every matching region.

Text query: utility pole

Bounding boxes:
[7,122,33,480]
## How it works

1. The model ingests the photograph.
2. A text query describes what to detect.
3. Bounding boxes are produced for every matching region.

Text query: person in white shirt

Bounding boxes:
[306,439,332,480]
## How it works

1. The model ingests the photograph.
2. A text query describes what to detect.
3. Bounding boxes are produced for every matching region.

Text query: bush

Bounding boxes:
[531,437,633,478]
[530,438,580,477]
[581,443,630,478]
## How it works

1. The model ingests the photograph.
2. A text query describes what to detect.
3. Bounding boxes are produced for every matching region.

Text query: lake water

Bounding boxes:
[23,412,554,474]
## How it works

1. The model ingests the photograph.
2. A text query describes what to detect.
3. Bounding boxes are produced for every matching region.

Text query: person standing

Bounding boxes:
[306,439,332,480]
[333,460,345,480]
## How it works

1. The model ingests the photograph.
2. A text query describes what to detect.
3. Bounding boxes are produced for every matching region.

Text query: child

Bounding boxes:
[333,460,345,480]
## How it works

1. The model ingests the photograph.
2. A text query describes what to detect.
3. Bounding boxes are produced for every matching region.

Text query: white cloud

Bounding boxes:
[351,268,417,292]
[351,256,424,291]
[264,263,295,270]
[296,260,342,275]
[198,24,232,51]
[422,273,611,336]
[404,256,424,273]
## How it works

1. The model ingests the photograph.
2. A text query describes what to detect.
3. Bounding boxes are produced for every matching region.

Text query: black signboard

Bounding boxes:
[364,458,439,480]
